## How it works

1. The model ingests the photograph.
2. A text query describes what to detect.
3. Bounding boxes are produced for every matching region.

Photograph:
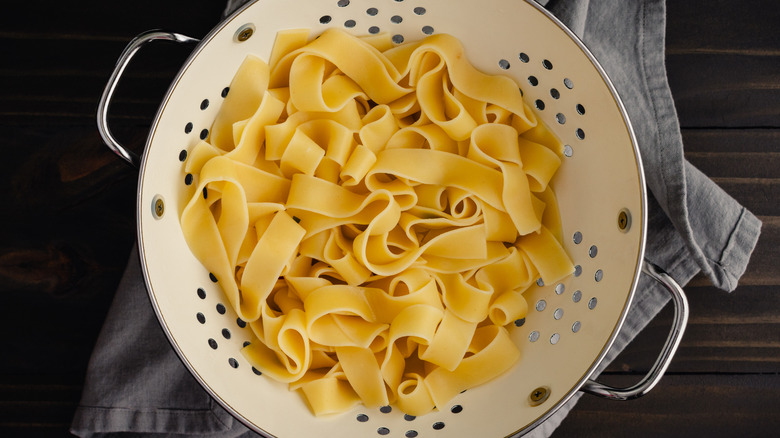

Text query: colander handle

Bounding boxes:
[581,261,689,401]
[97,30,199,168]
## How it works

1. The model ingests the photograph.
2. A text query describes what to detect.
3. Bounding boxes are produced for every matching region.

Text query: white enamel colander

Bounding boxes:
[97,0,689,437]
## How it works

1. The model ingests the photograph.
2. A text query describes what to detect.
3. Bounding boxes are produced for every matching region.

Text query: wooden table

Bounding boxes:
[1,1,777,436]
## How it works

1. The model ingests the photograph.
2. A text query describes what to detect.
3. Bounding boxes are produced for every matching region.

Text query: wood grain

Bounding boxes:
[554,1,779,436]
[665,0,780,129]
[558,374,780,438]
[667,54,780,128]
[0,3,223,436]
[682,129,780,154]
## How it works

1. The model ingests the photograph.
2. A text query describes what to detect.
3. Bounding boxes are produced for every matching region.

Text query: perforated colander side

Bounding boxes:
[136,1,646,437]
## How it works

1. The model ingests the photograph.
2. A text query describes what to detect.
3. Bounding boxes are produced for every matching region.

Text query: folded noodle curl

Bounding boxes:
[180,28,573,416]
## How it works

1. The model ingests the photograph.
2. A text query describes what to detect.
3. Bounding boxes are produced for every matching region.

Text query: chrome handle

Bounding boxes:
[97,30,199,168]
[581,261,689,400]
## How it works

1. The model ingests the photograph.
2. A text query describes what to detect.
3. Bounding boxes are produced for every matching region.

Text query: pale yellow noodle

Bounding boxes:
[179,28,574,417]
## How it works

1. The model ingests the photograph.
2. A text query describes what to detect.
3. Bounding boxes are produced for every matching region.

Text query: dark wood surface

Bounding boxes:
[0,1,777,437]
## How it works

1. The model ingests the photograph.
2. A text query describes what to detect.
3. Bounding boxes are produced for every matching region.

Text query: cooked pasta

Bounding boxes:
[179,28,573,416]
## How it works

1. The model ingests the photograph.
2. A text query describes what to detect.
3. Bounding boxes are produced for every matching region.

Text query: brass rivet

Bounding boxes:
[152,195,165,219]
[618,209,631,232]
[529,386,550,406]
[236,24,254,42]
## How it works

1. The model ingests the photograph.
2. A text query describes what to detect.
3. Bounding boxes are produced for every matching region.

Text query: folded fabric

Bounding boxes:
[71,0,761,437]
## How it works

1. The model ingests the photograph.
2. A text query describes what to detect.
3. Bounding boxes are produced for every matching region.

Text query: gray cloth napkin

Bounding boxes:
[71,0,762,437]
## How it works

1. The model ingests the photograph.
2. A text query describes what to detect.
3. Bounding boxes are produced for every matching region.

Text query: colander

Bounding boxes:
[97,0,689,436]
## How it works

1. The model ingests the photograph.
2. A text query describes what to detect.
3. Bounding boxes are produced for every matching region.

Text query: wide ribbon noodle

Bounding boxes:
[180,28,574,417]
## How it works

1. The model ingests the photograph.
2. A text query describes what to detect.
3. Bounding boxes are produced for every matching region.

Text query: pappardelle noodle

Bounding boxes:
[180,28,574,416]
